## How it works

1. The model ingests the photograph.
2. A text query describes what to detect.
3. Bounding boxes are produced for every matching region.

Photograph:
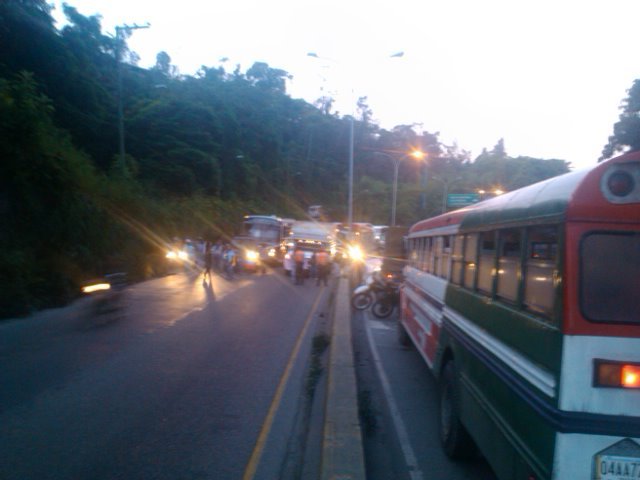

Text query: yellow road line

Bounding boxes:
[242,286,325,480]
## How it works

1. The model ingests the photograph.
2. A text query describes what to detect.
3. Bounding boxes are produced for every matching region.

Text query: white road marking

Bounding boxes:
[363,313,425,480]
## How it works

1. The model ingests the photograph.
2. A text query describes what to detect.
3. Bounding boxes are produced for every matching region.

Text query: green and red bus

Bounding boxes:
[399,151,640,479]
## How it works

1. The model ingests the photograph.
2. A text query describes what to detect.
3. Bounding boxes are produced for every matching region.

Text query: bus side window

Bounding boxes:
[441,235,452,279]
[415,238,422,271]
[463,234,478,288]
[451,234,464,285]
[497,229,521,303]
[433,237,442,276]
[409,238,418,268]
[478,231,496,295]
[424,237,432,273]
[418,238,426,271]
[524,226,558,316]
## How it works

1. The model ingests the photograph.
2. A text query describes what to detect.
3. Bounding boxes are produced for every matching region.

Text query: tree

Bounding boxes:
[246,62,291,93]
[0,72,111,315]
[356,96,373,124]
[153,51,178,78]
[491,138,507,158]
[601,79,640,160]
[468,151,570,192]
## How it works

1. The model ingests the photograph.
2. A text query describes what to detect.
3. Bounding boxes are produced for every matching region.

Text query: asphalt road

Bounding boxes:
[352,308,498,480]
[0,267,332,480]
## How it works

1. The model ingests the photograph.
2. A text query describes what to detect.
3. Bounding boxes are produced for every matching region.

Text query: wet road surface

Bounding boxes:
[0,268,331,480]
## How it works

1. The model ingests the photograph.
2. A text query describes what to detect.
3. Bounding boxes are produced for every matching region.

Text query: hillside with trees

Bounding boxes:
[0,0,574,317]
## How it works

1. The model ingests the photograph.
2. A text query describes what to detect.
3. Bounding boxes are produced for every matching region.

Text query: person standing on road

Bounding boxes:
[203,240,213,279]
[224,245,237,280]
[293,245,305,285]
[212,240,223,272]
[315,248,330,286]
[310,251,317,280]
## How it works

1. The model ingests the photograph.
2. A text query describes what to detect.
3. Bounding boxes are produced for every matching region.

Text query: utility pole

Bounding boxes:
[115,23,150,173]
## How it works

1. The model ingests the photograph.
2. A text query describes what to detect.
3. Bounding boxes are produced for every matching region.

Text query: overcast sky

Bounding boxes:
[51,0,640,170]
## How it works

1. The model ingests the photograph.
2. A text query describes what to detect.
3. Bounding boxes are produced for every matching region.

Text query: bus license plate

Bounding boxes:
[594,455,640,479]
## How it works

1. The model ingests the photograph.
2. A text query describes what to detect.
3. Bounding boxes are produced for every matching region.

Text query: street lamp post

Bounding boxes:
[431,176,462,214]
[306,51,404,236]
[115,23,150,172]
[391,155,402,227]
[348,116,354,233]
[375,150,425,226]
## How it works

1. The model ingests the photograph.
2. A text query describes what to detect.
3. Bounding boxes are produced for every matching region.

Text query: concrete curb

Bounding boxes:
[321,276,366,480]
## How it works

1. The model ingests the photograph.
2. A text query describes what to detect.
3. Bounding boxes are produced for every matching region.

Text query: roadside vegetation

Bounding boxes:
[1,0,637,318]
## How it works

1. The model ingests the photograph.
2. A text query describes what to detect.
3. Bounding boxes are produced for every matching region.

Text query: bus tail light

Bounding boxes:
[594,360,640,388]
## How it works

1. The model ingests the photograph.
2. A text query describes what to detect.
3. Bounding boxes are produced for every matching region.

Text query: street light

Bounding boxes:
[306,51,404,236]
[375,149,425,226]
[478,188,506,200]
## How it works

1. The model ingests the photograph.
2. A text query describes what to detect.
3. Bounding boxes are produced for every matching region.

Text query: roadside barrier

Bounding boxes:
[321,276,366,480]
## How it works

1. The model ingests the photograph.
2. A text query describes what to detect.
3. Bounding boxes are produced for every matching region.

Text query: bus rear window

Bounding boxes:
[581,232,640,324]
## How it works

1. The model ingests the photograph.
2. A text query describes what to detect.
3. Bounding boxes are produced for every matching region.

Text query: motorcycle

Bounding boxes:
[371,281,401,318]
[351,271,393,311]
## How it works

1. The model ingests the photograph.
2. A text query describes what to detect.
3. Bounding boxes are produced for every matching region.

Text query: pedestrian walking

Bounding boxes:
[315,247,330,286]
[293,245,305,285]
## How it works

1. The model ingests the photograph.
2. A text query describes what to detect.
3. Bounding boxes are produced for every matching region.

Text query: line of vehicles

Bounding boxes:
[232,215,387,277]
[163,211,384,277]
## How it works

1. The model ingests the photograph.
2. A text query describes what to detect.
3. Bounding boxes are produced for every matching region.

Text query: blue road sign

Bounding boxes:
[447,193,480,207]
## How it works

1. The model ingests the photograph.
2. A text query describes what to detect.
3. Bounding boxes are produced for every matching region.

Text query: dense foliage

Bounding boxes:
[0,0,572,317]
[601,79,640,160]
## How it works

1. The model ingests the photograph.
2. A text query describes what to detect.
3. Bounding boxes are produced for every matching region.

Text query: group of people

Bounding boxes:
[293,246,331,286]
[199,240,334,286]
[203,240,238,280]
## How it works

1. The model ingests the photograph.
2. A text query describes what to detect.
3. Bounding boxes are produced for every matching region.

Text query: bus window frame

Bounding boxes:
[441,235,452,280]
[496,228,523,305]
[451,234,465,285]
[477,230,498,296]
[522,225,561,322]
[463,233,479,289]
[579,230,640,326]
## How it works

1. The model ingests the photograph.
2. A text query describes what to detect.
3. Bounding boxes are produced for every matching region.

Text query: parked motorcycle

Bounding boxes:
[371,281,400,318]
[351,271,395,311]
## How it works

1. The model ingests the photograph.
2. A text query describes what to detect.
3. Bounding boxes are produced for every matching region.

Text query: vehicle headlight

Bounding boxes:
[82,282,111,294]
[177,250,189,260]
[246,250,259,261]
[267,248,276,257]
[348,245,364,262]
[166,251,177,259]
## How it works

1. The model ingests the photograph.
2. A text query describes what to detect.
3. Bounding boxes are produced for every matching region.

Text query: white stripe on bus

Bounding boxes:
[559,335,640,415]
[445,307,557,398]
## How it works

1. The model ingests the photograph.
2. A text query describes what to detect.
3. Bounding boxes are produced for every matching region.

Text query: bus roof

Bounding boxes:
[459,168,589,230]
[409,151,640,234]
